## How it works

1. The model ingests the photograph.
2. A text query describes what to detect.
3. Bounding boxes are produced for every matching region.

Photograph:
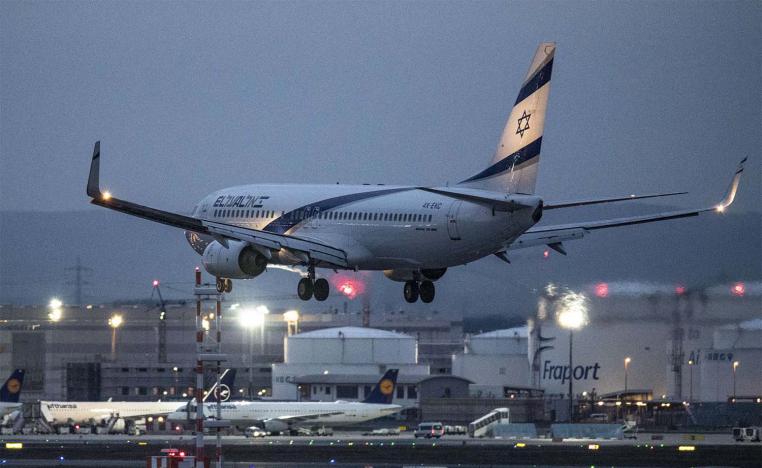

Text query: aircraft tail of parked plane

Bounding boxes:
[459,42,554,194]
[362,369,399,405]
[0,370,24,403]
[203,369,236,403]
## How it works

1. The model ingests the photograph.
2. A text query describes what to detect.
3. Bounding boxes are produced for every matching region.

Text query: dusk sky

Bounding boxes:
[1,1,759,311]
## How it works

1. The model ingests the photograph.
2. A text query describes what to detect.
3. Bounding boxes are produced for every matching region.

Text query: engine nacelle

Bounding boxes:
[202,241,268,279]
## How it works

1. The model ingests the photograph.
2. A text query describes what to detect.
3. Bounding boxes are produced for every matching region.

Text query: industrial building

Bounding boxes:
[0,281,758,427]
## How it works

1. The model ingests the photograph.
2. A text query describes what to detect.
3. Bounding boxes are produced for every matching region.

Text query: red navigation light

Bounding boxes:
[152,280,160,287]
[594,282,609,298]
[543,250,549,259]
[340,282,356,299]
[675,285,686,296]
[731,282,745,297]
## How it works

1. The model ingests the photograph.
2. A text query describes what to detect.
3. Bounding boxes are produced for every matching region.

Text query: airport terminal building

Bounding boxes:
[0,282,759,425]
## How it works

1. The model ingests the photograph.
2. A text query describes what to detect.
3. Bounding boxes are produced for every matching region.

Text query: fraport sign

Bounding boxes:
[542,360,601,385]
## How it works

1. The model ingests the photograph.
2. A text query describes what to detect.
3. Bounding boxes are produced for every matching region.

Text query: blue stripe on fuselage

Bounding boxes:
[514,57,553,105]
[262,187,416,234]
[460,137,542,184]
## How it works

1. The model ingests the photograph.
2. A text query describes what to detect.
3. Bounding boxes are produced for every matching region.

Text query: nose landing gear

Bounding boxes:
[403,280,435,303]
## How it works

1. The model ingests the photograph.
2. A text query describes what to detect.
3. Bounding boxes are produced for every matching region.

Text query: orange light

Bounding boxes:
[731,282,745,297]
[595,282,609,298]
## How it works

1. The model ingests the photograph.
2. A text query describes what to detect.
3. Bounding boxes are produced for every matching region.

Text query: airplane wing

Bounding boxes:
[504,158,746,254]
[86,142,348,268]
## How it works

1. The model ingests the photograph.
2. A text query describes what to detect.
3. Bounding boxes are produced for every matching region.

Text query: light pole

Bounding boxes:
[238,306,268,398]
[557,293,587,423]
[108,313,123,360]
[732,361,739,401]
[688,359,694,402]
[624,357,631,394]
[48,298,63,322]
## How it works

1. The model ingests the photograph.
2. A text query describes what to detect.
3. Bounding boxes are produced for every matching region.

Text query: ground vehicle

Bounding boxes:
[733,427,761,442]
[414,422,445,439]
[244,426,267,438]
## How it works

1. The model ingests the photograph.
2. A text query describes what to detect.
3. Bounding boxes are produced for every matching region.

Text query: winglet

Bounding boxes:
[715,157,746,212]
[86,141,101,198]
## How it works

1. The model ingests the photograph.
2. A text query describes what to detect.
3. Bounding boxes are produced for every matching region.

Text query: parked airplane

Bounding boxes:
[40,369,235,431]
[86,42,745,303]
[168,369,402,433]
[0,369,25,422]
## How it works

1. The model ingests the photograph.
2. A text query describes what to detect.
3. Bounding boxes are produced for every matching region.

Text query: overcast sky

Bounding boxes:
[2,1,759,213]
[1,1,759,311]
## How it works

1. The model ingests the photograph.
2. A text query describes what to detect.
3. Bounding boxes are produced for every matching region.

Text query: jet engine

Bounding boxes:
[202,241,268,279]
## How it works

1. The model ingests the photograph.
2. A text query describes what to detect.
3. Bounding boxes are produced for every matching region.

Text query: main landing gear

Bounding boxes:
[215,277,233,293]
[403,280,435,303]
[297,265,329,302]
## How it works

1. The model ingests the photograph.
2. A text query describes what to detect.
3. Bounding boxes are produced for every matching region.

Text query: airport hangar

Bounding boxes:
[0,281,759,426]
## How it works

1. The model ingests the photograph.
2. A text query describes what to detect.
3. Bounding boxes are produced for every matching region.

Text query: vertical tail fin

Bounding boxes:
[0,369,24,403]
[459,42,555,194]
[362,369,398,404]
[203,369,236,403]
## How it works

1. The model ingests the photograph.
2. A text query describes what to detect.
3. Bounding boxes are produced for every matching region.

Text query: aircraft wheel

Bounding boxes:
[216,278,225,293]
[419,280,435,303]
[313,278,330,301]
[297,278,313,301]
[223,278,233,293]
[403,281,419,303]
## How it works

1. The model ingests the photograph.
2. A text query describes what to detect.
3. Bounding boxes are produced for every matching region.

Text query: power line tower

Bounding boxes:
[65,256,92,310]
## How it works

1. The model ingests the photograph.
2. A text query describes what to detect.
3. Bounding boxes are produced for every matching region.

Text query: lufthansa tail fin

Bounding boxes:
[459,42,555,194]
[362,369,399,404]
[203,369,236,403]
[0,369,24,403]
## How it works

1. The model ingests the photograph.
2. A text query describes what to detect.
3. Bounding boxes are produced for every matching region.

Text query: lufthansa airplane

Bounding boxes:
[86,43,745,303]
[0,369,25,422]
[168,369,402,433]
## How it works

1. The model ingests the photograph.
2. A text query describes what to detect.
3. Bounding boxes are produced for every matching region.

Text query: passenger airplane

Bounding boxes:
[0,369,25,421]
[86,43,745,303]
[168,369,402,433]
[40,369,235,430]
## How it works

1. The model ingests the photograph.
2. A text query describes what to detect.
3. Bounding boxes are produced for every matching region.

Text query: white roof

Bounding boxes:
[291,326,412,339]
[474,326,528,339]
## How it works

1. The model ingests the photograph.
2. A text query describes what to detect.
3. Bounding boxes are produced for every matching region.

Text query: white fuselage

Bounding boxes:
[168,400,402,429]
[0,402,21,419]
[40,401,185,425]
[192,184,538,270]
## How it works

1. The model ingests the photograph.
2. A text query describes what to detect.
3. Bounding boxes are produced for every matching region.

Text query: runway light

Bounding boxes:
[514,442,526,448]
[4,443,22,450]
[588,444,600,450]
[678,445,696,452]
[731,282,745,297]
[152,280,160,287]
